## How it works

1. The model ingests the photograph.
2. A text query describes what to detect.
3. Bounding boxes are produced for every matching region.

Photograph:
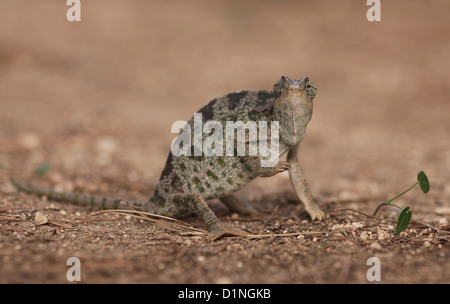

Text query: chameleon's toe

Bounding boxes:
[305,205,326,221]
[276,161,290,173]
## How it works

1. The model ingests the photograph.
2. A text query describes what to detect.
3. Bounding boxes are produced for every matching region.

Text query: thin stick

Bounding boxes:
[333,208,390,221]
[0,216,26,222]
[47,220,74,229]
[247,231,325,239]
[410,219,447,234]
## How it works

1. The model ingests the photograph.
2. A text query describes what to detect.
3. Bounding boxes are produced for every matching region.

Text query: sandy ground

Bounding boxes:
[0,1,449,283]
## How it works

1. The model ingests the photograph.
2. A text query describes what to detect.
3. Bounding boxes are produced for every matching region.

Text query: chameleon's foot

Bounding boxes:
[206,228,247,242]
[304,203,325,221]
[275,160,290,173]
[220,195,258,216]
[204,214,247,241]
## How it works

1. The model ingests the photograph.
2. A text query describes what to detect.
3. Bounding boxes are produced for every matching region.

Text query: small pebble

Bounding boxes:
[34,212,48,226]
[434,207,450,215]
[370,242,382,250]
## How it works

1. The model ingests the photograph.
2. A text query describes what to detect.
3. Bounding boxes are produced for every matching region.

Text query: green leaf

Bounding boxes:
[395,206,412,235]
[417,171,430,193]
[35,163,51,176]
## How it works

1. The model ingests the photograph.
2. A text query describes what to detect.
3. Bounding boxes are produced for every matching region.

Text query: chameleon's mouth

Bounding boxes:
[286,90,310,105]
[287,89,303,95]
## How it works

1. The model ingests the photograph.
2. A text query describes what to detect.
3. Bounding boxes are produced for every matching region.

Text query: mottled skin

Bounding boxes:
[12,76,325,241]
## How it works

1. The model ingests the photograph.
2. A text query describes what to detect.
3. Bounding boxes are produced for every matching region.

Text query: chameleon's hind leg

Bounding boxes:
[220,195,258,216]
[171,192,246,241]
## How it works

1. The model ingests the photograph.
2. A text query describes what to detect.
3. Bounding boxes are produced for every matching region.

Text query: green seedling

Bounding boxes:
[373,171,430,235]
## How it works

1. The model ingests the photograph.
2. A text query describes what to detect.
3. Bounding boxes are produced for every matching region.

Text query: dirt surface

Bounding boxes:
[1,1,449,284]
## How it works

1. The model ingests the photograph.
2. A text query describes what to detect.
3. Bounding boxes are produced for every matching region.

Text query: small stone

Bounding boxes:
[377,230,390,240]
[370,242,382,250]
[215,276,232,284]
[331,224,344,231]
[34,212,48,226]
[360,231,369,240]
[434,207,450,215]
[345,222,363,231]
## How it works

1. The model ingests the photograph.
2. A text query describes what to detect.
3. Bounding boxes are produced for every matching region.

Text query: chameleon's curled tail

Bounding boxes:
[10,178,144,210]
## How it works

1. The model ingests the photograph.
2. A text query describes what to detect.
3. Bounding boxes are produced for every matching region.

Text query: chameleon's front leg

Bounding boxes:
[243,154,289,177]
[287,144,325,220]
[239,136,289,177]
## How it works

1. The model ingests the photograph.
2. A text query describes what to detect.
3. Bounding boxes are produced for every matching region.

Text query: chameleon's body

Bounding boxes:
[12,76,325,240]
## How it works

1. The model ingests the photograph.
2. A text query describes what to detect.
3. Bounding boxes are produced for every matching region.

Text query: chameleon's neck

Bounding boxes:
[271,91,313,147]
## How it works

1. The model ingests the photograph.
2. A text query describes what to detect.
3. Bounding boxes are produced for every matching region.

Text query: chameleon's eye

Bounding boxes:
[305,80,316,101]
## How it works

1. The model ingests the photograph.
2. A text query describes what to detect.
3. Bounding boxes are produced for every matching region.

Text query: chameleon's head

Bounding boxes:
[272,76,317,146]
[273,76,317,102]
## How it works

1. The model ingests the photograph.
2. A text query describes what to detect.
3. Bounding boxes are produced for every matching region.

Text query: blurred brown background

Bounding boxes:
[1,1,449,185]
[0,1,449,283]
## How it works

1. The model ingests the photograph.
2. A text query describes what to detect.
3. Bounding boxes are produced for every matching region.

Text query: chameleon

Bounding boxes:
[11,76,325,241]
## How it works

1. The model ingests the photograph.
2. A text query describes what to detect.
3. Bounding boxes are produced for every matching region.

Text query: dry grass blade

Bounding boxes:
[91,209,207,234]
[0,216,26,222]
[333,208,389,221]
[47,220,74,229]
[91,210,327,240]
[247,231,325,239]
[409,219,447,234]
[91,209,189,224]
[119,202,142,210]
